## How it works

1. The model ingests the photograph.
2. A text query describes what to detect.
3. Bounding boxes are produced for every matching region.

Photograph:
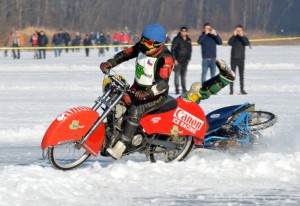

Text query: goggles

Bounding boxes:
[140,36,162,48]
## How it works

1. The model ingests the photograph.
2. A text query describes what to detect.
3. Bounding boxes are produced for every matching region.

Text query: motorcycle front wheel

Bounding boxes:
[47,141,91,170]
[147,135,194,163]
[247,111,277,131]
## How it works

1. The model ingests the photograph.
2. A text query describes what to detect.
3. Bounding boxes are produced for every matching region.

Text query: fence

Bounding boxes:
[0,36,300,50]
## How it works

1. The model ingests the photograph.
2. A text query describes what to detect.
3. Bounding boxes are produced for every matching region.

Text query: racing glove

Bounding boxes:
[134,90,153,101]
[100,62,112,74]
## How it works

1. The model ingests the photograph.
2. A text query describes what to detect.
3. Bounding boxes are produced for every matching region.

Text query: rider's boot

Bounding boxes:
[201,60,236,94]
[107,118,139,159]
[106,140,126,160]
[216,59,235,81]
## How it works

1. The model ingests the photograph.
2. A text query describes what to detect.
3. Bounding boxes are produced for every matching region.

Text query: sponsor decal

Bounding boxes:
[147,59,153,66]
[57,106,91,122]
[171,125,179,136]
[136,63,153,79]
[69,120,84,130]
[172,107,204,134]
[150,117,161,124]
[210,113,220,119]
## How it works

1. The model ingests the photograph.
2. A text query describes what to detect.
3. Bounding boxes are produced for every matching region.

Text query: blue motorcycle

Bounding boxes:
[202,102,277,150]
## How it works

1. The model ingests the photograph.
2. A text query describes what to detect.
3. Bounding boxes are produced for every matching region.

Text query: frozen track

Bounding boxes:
[0,46,300,205]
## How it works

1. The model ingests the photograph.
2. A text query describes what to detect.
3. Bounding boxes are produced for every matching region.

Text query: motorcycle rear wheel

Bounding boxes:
[247,111,277,131]
[48,141,91,170]
[147,135,194,163]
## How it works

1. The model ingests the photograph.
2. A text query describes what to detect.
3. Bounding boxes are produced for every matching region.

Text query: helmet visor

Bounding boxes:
[139,36,162,54]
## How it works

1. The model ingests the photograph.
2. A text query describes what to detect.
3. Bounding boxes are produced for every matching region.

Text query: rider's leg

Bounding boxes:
[107,96,167,159]
[201,59,235,93]
[184,60,236,103]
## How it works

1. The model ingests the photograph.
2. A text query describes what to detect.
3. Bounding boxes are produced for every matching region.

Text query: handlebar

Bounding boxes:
[109,74,133,94]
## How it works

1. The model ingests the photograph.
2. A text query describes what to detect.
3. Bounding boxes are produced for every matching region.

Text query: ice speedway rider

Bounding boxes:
[100,23,236,159]
[100,23,174,159]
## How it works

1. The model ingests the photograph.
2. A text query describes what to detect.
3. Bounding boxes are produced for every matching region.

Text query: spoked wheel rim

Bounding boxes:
[247,111,277,131]
[148,135,194,163]
[48,141,91,170]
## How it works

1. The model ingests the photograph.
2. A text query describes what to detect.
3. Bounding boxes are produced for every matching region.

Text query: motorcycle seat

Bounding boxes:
[206,105,242,131]
[148,95,178,114]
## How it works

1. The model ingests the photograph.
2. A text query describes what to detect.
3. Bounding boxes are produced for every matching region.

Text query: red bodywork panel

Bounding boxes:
[140,98,206,145]
[41,106,105,156]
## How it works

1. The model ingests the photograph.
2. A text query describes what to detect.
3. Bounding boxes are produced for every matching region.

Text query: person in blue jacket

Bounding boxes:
[197,23,222,82]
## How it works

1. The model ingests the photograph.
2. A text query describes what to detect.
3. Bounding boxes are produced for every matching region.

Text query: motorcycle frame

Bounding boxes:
[203,110,252,147]
[75,75,183,152]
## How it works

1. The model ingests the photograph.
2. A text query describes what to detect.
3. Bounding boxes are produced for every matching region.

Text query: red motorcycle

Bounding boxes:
[41,74,207,170]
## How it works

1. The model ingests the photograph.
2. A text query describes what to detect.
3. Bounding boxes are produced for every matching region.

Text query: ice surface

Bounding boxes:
[0,46,300,205]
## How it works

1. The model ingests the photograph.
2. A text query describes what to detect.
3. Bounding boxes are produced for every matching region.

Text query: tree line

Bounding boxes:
[0,0,299,36]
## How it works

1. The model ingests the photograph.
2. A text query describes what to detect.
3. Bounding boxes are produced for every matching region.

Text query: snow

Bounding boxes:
[0,46,300,205]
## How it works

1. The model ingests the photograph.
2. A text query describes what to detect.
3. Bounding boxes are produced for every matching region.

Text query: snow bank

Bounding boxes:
[0,125,45,143]
[1,46,300,205]
[0,153,299,205]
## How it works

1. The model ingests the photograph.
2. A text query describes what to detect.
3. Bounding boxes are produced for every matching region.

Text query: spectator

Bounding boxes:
[228,25,250,95]
[197,22,222,82]
[96,32,106,56]
[165,35,171,44]
[89,32,96,45]
[105,32,111,51]
[112,31,121,52]
[171,26,192,94]
[122,32,131,49]
[62,30,71,53]
[8,30,24,59]
[171,30,177,41]
[71,35,79,52]
[30,31,39,59]
[4,33,12,57]
[38,30,48,59]
[75,32,81,52]
[132,34,140,44]
[95,32,100,43]
[52,30,63,57]
[83,34,92,57]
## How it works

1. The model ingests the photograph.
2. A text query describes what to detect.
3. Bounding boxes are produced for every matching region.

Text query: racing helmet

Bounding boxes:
[139,23,166,55]
[186,82,202,103]
[102,74,127,92]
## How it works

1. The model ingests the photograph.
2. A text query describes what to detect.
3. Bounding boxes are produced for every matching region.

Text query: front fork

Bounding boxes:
[75,89,124,149]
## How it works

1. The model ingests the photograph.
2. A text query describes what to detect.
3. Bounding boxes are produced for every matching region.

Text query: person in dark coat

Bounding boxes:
[62,31,71,53]
[37,30,48,59]
[197,22,222,82]
[171,26,192,94]
[228,25,250,95]
[83,34,92,57]
[105,32,111,51]
[96,32,106,56]
[89,32,96,45]
[52,30,63,57]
